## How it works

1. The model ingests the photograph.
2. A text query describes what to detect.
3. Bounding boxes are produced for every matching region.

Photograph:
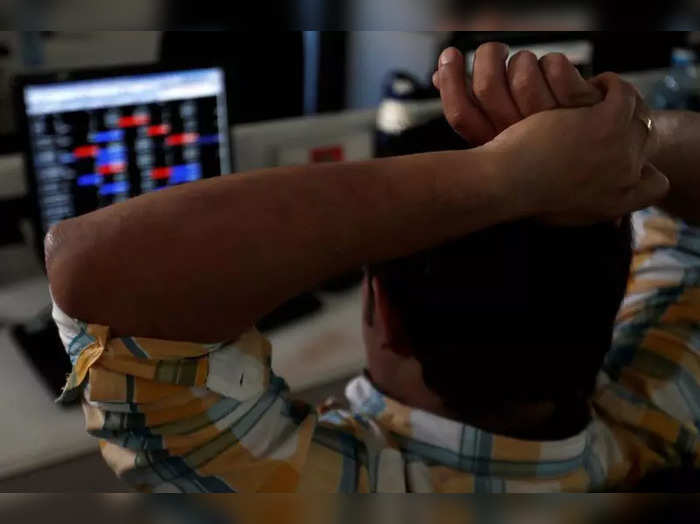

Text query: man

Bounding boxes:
[46,43,699,492]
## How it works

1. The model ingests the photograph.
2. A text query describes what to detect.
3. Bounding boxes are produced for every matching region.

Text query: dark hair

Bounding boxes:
[367,217,632,421]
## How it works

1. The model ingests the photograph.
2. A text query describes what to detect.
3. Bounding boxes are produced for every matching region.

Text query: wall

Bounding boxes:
[345,31,445,109]
[0,31,161,136]
[34,31,161,70]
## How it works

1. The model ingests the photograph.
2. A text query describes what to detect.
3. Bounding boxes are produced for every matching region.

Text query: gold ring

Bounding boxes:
[639,114,653,135]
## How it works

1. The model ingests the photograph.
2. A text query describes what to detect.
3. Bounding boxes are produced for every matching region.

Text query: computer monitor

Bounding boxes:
[11,64,231,397]
[15,64,231,256]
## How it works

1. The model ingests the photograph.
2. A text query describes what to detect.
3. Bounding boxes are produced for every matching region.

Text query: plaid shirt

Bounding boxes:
[53,207,700,492]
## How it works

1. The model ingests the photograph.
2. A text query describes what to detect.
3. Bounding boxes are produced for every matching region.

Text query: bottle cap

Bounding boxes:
[671,47,697,66]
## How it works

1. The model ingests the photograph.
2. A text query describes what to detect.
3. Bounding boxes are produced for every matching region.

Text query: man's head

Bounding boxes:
[363,218,632,434]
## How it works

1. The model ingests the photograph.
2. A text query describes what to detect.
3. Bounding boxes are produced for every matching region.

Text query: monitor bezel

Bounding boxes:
[13,60,233,265]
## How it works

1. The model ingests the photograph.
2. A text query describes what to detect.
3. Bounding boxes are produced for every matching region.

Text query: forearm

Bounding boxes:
[652,110,700,224]
[47,148,527,342]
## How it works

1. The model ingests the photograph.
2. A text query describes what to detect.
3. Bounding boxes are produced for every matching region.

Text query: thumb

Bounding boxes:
[622,163,670,212]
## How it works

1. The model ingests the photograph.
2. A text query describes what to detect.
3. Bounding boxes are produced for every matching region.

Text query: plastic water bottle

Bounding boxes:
[651,48,700,111]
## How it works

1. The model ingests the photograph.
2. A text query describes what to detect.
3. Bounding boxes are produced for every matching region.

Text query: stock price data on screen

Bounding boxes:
[22,68,230,234]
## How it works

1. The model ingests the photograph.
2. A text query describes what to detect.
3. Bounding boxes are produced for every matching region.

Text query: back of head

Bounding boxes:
[368,217,632,421]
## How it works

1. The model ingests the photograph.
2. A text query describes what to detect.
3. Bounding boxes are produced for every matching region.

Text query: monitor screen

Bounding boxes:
[20,67,230,235]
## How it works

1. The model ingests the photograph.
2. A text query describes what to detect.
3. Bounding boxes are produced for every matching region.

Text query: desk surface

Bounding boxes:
[0,244,365,480]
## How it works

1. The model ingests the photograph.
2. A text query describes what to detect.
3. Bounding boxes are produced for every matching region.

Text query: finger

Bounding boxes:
[506,50,557,116]
[472,42,522,132]
[432,70,439,89]
[590,73,653,183]
[438,47,496,145]
[621,163,670,212]
[589,72,638,129]
[539,53,602,107]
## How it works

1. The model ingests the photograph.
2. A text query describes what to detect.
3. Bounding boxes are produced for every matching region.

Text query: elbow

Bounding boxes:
[45,220,84,318]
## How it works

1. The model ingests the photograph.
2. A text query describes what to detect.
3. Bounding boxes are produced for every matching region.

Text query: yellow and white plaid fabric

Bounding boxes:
[53,207,700,492]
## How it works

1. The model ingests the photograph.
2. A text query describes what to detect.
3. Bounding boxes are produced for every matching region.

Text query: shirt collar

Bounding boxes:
[345,374,589,475]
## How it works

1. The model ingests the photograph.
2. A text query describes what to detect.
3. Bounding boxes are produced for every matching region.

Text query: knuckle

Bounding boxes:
[446,109,467,127]
[509,54,537,87]
[596,71,617,82]
[618,80,636,99]
[472,73,499,102]
[601,72,633,97]
[594,71,620,91]
[509,70,536,97]
[540,52,569,79]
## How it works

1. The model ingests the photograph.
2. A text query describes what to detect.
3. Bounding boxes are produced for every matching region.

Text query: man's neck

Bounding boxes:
[454,398,592,440]
[368,368,590,440]
[365,354,591,440]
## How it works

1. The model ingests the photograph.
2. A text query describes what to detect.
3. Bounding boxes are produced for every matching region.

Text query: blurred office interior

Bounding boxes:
[0,30,698,491]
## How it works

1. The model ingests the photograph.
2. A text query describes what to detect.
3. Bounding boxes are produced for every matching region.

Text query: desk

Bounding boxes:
[269,285,366,393]
[0,243,366,482]
[0,244,96,479]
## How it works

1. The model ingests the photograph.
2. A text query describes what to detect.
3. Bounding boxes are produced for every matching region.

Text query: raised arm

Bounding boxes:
[46,70,662,343]
[650,110,700,225]
[46,151,515,341]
